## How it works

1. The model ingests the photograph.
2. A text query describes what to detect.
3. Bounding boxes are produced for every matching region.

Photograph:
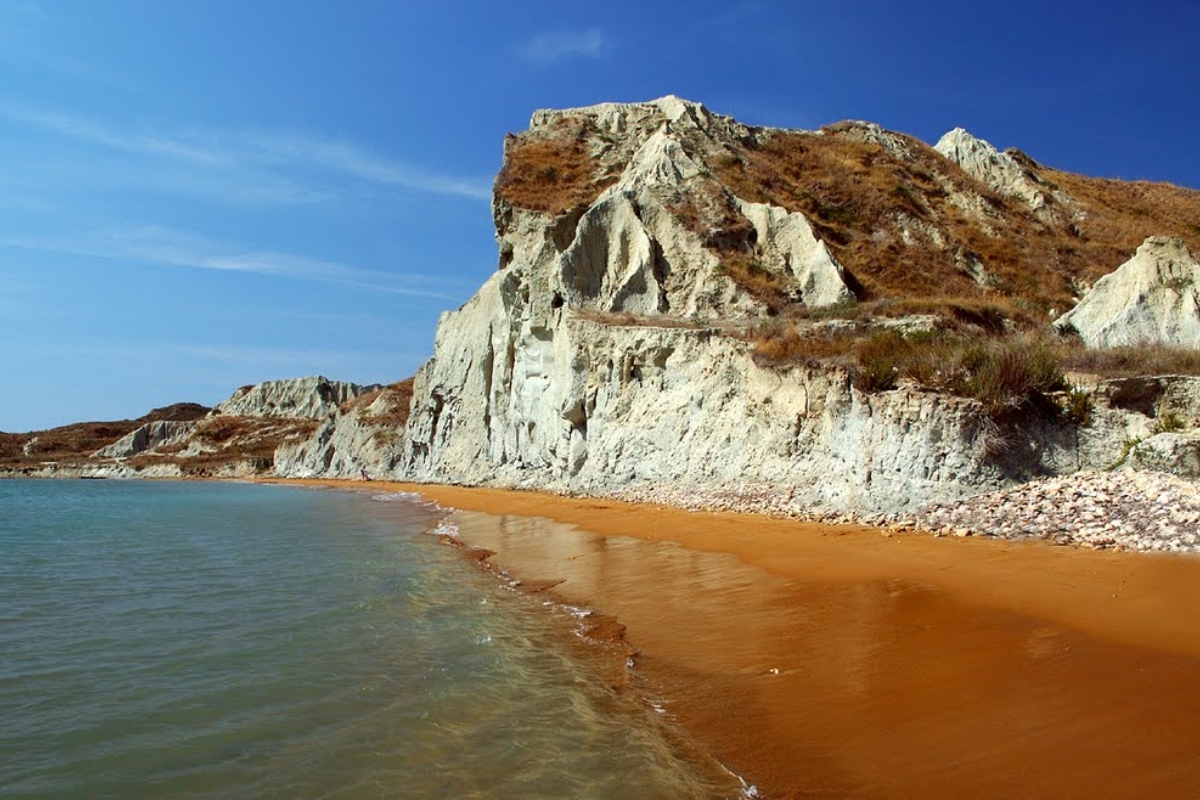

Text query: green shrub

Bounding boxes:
[964,342,1064,414]
[1154,412,1185,434]
[1061,387,1095,426]
[851,334,901,391]
[844,331,1064,416]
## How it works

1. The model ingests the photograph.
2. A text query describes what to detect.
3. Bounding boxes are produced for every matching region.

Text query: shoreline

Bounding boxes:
[267,478,1200,796]
[267,477,1200,658]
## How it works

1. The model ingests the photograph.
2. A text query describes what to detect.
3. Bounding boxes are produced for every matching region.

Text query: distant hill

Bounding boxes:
[0,403,210,468]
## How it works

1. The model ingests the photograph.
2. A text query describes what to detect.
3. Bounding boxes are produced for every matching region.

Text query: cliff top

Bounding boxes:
[494,95,1200,326]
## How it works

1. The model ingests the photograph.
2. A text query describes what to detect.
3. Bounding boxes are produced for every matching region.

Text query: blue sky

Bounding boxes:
[2,0,1197,430]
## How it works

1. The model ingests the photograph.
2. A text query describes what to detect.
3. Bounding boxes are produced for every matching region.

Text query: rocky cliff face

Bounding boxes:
[1056,237,1200,347]
[33,96,1196,516]
[92,420,197,458]
[274,380,412,478]
[341,96,1200,513]
[399,305,1011,511]
[215,376,377,419]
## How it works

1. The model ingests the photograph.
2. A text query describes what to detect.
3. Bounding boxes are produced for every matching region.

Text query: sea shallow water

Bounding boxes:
[0,480,744,799]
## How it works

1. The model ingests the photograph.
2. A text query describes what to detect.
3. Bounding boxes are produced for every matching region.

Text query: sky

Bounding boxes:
[1,0,1197,431]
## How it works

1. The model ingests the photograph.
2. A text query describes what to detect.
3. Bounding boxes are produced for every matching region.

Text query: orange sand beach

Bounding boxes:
[270,478,1200,798]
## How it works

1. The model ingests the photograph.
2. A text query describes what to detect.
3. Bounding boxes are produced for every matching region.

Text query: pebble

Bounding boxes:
[602,469,1200,554]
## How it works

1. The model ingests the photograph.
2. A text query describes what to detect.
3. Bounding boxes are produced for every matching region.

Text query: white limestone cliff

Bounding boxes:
[92,420,196,458]
[380,98,1006,512]
[274,384,410,478]
[398,303,1009,511]
[935,127,1057,213]
[215,376,378,419]
[269,98,1200,513]
[1055,237,1200,347]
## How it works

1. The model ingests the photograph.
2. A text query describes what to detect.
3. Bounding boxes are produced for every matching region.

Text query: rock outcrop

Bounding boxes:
[735,199,856,308]
[274,381,413,478]
[1055,236,1200,347]
[363,98,1178,512]
[92,420,196,458]
[934,127,1060,214]
[214,376,378,419]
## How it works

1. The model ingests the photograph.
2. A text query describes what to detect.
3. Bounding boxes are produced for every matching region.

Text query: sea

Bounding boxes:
[0,480,747,799]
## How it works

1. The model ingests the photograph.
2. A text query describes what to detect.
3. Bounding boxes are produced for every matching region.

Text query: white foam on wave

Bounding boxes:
[717,763,761,799]
[428,519,461,538]
[541,600,591,620]
[370,491,431,505]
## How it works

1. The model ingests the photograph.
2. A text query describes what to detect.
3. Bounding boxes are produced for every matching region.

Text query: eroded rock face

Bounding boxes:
[215,376,378,419]
[273,384,410,478]
[398,300,1006,512]
[387,98,1008,513]
[270,97,1200,514]
[92,420,196,458]
[1055,237,1200,347]
[934,127,1063,215]
[736,199,855,308]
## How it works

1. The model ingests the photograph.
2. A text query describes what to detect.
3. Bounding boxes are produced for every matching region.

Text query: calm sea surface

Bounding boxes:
[0,480,743,799]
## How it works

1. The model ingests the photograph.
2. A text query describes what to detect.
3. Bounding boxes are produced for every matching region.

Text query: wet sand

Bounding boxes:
[273,479,1200,798]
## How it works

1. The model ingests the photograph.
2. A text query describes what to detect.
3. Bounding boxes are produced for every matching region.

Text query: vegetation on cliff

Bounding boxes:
[493,100,1200,418]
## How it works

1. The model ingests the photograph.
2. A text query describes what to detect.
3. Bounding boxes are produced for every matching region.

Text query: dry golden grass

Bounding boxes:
[1058,342,1200,378]
[718,253,794,314]
[712,126,1200,320]
[194,415,317,453]
[0,421,141,466]
[357,378,415,427]
[1038,168,1200,276]
[750,324,858,368]
[494,117,621,216]
[718,129,1048,307]
[0,403,212,467]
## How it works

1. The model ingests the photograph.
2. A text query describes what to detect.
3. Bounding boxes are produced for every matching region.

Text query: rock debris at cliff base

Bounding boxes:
[606,470,1200,554]
[905,470,1200,552]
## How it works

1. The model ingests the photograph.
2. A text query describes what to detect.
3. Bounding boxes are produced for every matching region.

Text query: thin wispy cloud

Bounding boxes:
[517,28,608,64]
[172,343,381,368]
[1,105,227,165]
[0,103,491,203]
[247,133,492,200]
[0,226,461,300]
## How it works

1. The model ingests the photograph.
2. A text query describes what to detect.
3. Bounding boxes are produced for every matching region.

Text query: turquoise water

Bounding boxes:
[0,480,742,799]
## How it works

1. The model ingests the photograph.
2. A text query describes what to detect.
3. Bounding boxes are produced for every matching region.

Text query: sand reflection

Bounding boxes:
[452,508,1200,799]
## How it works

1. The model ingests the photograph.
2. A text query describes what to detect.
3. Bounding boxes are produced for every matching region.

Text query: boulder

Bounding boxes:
[736,199,855,308]
[935,127,1054,213]
[1055,236,1200,348]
